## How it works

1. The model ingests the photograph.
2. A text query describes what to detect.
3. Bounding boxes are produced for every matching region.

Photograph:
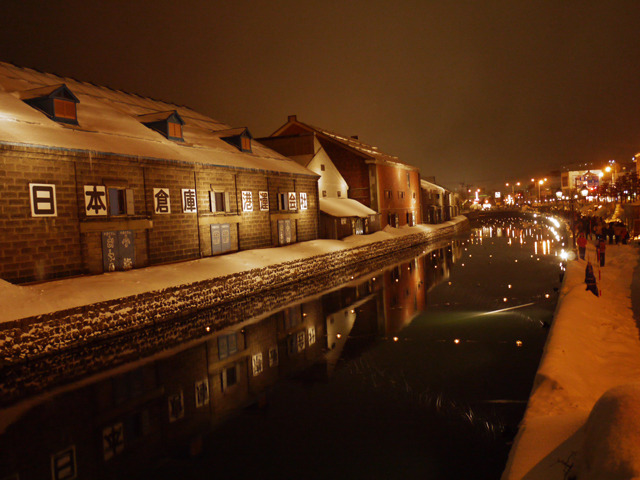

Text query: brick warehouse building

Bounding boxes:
[266,116,422,229]
[0,63,319,284]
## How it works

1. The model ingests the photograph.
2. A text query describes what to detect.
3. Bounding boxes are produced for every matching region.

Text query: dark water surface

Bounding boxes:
[0,217,565,480]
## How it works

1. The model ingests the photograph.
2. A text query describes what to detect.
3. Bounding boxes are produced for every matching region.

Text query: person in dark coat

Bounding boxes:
[585,262,599,296]
[621,225,629,244]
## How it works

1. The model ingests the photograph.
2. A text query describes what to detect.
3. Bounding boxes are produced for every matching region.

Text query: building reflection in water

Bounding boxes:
[0,240,461,480]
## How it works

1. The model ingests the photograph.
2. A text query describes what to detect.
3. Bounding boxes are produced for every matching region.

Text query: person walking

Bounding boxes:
[577,232,587,260]
[597,237,606,267]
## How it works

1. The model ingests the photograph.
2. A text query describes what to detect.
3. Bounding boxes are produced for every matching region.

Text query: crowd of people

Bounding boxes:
[571,214,631,297]
[574,216,629,265]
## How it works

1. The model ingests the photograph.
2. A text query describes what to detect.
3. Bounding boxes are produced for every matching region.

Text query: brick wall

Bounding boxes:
[235,172,271,250]
[294,176,319,242]
[144,164,200,264]
[376,163,421,228]
[0,145,83,283]
[1,143,320,283]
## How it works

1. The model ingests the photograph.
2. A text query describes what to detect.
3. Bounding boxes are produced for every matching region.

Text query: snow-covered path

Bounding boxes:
[0,219,466,324]
[502,240,640,479]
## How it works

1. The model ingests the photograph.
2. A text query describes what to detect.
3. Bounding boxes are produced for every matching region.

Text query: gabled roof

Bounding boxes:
[19,83,79,102]
[0,62,316,178]
[212,127,252,138]
[137,110,184,125]
[271,115,416,170]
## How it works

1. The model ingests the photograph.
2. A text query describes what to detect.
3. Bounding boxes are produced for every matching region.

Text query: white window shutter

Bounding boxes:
[209,191,216,212]
[125,189,135,215]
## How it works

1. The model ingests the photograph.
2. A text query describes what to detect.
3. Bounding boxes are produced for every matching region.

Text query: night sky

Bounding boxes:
[2,1,640,190]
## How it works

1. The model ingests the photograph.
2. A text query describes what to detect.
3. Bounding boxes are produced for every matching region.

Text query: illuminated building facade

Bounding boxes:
[0,63,319,283]
[268,116,422,229]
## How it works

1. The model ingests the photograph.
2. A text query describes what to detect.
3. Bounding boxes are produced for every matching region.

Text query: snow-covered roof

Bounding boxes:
[136,110,183,124]
[275,116,416,170]
[420,178,446,192]
[0,62,315,177]
[212,127,252,138]
[319,197,377,218]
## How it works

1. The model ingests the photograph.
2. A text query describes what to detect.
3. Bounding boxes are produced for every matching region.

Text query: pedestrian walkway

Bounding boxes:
[502,239,640,479]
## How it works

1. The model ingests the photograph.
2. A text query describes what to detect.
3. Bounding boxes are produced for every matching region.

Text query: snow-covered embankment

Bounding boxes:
[502,241,640,479]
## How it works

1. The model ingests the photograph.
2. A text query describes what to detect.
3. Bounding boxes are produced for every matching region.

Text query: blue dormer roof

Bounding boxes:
[216,127,253,152]
[20,84,79,125]
[138,110,185,141]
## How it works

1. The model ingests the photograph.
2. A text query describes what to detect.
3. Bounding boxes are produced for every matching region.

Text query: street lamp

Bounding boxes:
[538,179,546,203]
[505,181,521,205]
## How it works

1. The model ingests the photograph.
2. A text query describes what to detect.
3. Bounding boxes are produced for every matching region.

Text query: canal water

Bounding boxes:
[0,216,565,480]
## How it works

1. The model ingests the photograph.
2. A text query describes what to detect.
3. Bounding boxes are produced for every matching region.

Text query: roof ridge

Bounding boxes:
[0,60,201,115]
[294,118,401,162]
[295,118,411,166]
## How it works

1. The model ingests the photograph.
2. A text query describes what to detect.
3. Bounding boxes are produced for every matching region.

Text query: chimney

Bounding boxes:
[288,115,297,122]
[351,135,358,140]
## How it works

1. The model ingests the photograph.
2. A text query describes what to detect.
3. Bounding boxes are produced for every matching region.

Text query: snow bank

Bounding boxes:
[502,240,640,479]
[575,383,640,480]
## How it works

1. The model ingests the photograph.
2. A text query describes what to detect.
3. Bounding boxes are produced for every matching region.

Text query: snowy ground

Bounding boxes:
[502,239,640,479]
[0,219,465,324]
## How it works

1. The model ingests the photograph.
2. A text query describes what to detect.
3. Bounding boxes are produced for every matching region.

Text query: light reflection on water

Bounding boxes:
[0,216,565,480]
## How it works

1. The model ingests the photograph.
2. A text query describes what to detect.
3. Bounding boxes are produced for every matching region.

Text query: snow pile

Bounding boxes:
[575,383,640,480]
[319,197,377,217]
[502,241,640,479]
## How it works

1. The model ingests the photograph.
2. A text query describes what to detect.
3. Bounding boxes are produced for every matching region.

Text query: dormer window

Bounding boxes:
[138,110,185,141]
[168,121,182,140]
[54,98,76,121]
[21,84,79,125]
[217,127,253,152]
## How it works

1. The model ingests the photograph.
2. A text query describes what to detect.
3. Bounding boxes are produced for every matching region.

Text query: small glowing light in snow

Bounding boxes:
[462,263,465,267]
[515,259,518,263]
[508,284,512,289]
[372,277,376,281]
[393,336,399,342]
[395,279,399,282]
[516,340,523,347]
[454,339,460,344]
[503,297,508,302]
[545,293,550,298]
